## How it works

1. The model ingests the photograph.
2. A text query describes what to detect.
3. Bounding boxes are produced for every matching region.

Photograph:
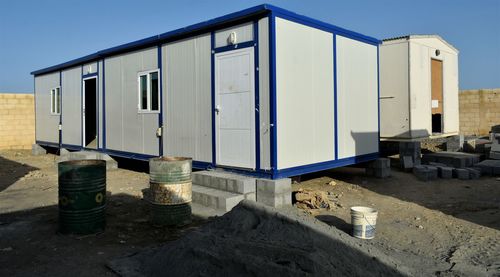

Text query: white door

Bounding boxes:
[215,47,255,169]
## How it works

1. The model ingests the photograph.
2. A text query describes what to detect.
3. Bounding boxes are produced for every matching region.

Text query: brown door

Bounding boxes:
[431,59,443,133]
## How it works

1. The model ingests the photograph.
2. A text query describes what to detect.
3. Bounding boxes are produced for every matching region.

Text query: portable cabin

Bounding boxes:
[380,35,459,140]
[32,4,380,179]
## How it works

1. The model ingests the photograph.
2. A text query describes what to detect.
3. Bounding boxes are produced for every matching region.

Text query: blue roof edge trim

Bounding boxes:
[31,4,380,76]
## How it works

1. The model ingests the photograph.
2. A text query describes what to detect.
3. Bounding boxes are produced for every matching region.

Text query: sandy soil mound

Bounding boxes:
[108,201,460,276]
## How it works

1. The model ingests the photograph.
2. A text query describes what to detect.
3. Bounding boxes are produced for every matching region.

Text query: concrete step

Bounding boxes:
[192,170,256,195]
[57,150,118,170]
[192,184,245,212]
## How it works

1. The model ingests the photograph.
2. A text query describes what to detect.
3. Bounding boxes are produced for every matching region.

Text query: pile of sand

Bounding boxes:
[108,201,449,276]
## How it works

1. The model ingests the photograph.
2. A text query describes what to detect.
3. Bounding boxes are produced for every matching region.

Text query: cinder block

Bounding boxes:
[370,158,390,169]
[413,165,438,182]
[401,155,414,170]
[191,185,244,212]
[454,168,470,180]
[437,166,453,179]
[489,151,500,160]
[256,178,292,208]
[244,192,256,201]
[466,168,481,179]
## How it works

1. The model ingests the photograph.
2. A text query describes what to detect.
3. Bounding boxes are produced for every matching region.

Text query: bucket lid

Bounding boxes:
[350,206,378,214]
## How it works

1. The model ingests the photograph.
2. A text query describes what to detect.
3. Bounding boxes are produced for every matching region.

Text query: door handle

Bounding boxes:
[215,105,221,115]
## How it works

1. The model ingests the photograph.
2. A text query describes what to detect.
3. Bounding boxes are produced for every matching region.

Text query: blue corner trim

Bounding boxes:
[210,31,216,166]
[268,14,277,174]
[102,59,106,150]
[333,34,338,160]
[80,65,84,147]
[213,41,256,53]
[272,152,379,179]
[157,45,164,156]
[253,21,260,171]
[96,62,100,149]
[377,45,381,153]
[31,4,380,76]
[59,71,62,149]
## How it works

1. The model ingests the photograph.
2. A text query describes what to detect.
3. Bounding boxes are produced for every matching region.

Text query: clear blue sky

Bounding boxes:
[1,0,499,92]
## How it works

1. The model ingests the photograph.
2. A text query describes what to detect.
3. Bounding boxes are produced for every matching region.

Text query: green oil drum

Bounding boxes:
[58,160,106,234]
[149,157,192,226]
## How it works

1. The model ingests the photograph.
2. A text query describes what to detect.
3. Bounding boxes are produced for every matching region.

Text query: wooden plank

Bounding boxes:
[431,59,443,114]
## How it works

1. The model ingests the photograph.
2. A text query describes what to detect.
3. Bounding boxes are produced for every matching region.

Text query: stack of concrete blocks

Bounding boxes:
[474,160,500,176]
[399,141,421,171]
[489,126,500,160]
[191,170,292,212]
[57,150,118,170]
[365,158,391,178]
[419,151,483,181]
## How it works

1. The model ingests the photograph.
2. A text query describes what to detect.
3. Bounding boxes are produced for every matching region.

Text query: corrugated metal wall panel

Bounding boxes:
[98,61,103,148]
[104,47,159,155]
[275,18,334,169]
[83,62,98,75]
[379,42,410,138]
[336,35,378,159]
[215,22,254,48]
[104,56,123,151]
[163,34,212,162]
[61,66,82,145]
[35,72,60,143]
[258,17,271,170]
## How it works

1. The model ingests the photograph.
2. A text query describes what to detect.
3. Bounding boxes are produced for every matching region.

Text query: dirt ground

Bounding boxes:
[0,150,499,276]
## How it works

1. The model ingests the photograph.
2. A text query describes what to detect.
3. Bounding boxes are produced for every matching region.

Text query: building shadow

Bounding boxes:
[0,193,208,276]
[0,156,39,192]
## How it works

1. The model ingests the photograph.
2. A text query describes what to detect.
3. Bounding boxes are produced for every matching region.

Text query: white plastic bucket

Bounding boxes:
[351,206,378,239]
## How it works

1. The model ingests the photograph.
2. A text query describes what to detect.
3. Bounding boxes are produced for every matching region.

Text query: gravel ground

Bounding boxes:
[0,150,499,276]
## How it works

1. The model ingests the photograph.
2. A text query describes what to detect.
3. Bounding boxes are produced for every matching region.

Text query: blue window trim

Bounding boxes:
[213,41,256,53]
[157,45,163,156]
[82,72,98,79]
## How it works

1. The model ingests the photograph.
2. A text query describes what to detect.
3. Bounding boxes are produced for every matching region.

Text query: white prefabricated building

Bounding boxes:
[380,35,459,140]
[32,4,380,179]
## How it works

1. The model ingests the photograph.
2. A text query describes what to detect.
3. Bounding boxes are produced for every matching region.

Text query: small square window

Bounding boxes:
[50,87,60,115]
[138,70,160,113]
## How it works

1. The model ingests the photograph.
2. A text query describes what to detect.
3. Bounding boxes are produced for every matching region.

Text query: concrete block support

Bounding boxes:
[454,168,470,180]
[256,178,292,208]
[31,144,46,156]
[413,165,438,182]
[437,166,453,179]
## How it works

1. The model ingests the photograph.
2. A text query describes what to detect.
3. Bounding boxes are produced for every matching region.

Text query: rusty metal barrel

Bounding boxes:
[58,160,106,234]
[148,157,192,226]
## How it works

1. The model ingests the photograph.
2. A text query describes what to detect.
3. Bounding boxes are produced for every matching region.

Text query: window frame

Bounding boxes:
[137,69,160,114]
[50,86,61,115]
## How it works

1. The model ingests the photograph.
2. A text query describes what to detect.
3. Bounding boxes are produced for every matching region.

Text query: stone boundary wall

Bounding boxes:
[459,89,500,136]
[0,93,35,150]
